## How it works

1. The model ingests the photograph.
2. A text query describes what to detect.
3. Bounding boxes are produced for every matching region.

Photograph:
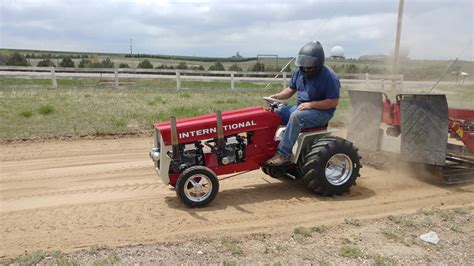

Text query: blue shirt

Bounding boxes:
[289,66,340,115]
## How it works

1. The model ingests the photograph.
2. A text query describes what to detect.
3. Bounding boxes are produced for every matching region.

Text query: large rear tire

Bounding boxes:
[300,137,361,196]
[176,166,219,208]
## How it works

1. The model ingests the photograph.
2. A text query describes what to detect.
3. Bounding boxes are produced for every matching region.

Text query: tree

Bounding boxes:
[228,63,242,72]
[59,57,75,67]
[101,57,114,68]
[249,62,265,72]
[0,54,8,65]
[118,63,130,68]
[78,58,91,68]
[176,61,188,70]
[208,61,225,71]
[137,59,153,69]
[191,65,205,71]
[37,59,55,67]
[346,64,358,73]
[6,52,30,66]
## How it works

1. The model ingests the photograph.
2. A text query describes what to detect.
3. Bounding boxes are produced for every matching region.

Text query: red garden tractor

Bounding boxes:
[150,98,361,207]
[347,90,474,184]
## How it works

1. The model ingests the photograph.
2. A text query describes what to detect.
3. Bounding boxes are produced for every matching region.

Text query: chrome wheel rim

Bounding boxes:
[325,153,353,186]
[184,174,212,202]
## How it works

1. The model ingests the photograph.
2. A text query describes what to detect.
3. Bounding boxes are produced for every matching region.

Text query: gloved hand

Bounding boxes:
[269,94,279,100]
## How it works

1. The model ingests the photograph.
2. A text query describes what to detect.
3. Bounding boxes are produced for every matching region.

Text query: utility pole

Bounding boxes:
[393,0,404,75]
[130,38,133,56]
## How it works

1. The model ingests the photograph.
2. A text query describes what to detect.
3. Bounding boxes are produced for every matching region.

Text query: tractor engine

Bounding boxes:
[150,106,281,187]
[169,135,247,173]
[169,142,205,173]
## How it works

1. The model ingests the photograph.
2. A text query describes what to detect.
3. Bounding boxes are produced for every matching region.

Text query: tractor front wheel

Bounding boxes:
[176,166,219,208]
[300,137,361,196]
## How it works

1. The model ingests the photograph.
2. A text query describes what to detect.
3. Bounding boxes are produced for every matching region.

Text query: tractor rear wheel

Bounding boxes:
[300,137,360,196]
[176,166,219,208]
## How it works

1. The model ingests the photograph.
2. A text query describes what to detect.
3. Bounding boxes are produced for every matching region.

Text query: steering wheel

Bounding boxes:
[262,96,283,106]
[262,96,284,112]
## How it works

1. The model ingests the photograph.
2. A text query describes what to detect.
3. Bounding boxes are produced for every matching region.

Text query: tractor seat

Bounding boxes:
[300,123,328,133]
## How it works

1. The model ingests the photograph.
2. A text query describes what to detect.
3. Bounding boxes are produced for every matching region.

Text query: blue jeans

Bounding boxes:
[276,104,333,158]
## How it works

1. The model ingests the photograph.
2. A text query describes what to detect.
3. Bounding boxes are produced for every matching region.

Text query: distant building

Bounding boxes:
[330,46,345,59]
[358,54,388,61]
[231,51,243,58]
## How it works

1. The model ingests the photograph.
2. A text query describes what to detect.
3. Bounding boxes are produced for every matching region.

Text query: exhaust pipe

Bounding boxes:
[216,111,225,151]
[170,116,180,159]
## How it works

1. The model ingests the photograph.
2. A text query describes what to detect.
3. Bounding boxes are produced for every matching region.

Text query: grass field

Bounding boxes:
[0,80,472,140]
[0,86,280,140]
[0,82,352,140]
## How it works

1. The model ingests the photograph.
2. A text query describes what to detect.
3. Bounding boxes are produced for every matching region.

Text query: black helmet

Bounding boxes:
[295,40,325,68]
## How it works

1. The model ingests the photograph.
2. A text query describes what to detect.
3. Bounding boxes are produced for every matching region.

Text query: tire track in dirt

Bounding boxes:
[1,137,473,258]
[1,182,162,201]
[0,161,149,184]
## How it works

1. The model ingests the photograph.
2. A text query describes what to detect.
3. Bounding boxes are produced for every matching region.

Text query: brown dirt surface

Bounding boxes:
[1,136,473,264]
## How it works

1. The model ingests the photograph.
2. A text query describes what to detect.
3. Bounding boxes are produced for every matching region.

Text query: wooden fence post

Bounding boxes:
[283,72,287,88]
[176,70,181,90]
[230,72,235,90]
[51,67,57,88]
[114,68,119,87]
[381,79,385,90]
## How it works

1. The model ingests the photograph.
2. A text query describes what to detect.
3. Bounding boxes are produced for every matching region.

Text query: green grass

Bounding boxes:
[18,109,33,117]
[380,227,415,246]
[374,255,397,266]
[38,104,55,115]
[339,245,362,258]
[93,253,120,266]
[1,80,472,140]
[419,207,440,216]
[294,226,313,238]
[0,249,80,266]
[0,84,307,140]
[448,223,464,233]
[311,225,329,234]
[453,208,469,215]
[344,218,362,226]
[0,87,282,139]
[294,225,330,238]
[221,238,243,255]
[88,244,107,255]
[387,215,416,227]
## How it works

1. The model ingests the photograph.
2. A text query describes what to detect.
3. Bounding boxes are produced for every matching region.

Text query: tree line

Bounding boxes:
[125,53,257,63]
[0,51,400,75]
[0,52,292,72]
[1,51,464,80]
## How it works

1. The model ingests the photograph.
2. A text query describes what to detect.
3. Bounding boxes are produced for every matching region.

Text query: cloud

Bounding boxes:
[0,0,472,60]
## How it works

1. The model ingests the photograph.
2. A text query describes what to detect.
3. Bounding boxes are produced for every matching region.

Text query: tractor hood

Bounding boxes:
[155,106,281,145]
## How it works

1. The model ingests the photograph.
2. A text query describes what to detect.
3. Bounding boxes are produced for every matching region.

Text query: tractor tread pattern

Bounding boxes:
[300,137,361,196]
[400,95,449,166]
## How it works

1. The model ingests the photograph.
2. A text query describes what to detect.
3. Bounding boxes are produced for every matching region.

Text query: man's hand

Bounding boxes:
[297,102,313,110]
[269,87,296,101]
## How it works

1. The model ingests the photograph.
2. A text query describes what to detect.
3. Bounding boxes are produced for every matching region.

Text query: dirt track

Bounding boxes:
[1,136,473,258]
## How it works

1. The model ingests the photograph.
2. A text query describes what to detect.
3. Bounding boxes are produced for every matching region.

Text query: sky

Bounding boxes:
[0,0,473,60]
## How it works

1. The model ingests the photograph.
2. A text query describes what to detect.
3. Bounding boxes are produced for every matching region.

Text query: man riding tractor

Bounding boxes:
[149,40,360,207]
[266,40,340,166]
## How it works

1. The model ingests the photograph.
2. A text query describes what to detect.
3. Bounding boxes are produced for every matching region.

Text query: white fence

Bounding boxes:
[0,66,404,90]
